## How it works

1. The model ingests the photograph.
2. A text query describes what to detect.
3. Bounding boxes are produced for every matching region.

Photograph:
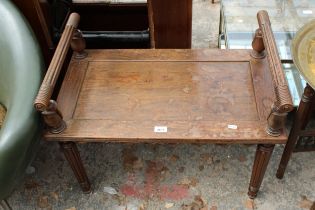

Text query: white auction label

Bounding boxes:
[227,124,238,130]
[154,126,168,133]
[302,10,313,14]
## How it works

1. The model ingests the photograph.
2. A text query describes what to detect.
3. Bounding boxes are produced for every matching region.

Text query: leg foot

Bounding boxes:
[248,144,275,198]
[60,142,91,193]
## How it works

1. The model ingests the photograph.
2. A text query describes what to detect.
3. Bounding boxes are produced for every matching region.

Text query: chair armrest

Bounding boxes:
[256,10,293,113]
[34,13,86,134]
[34,13,80,112]
[252,11,294,136]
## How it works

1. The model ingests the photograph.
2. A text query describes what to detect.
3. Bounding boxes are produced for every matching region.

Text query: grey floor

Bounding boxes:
[5,0,315,209]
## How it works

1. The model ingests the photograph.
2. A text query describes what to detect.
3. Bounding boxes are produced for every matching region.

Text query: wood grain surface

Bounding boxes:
[45,49,287,143]
[148,0,192,48]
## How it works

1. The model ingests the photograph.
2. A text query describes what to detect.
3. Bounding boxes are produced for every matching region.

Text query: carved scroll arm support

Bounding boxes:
[34,13,87,133]
[253,10,294,136]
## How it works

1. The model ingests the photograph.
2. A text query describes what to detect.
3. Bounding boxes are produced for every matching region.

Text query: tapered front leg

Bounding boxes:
[248,144,275,198]
[59,142,91,193]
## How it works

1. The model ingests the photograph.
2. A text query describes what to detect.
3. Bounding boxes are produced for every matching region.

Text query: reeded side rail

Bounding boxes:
[34,13,86,133]
[252,10,293,136]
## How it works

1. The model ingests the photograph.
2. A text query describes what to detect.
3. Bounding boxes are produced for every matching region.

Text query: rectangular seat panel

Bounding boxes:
[74,61,258,121]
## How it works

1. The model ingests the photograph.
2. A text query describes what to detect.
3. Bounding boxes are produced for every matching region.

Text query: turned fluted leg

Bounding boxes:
[276,84,315,179]
[59,142,91,193]
[248,144,275,198]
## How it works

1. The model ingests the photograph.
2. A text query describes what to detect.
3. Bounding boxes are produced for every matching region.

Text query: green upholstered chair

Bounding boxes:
[0,0,44,204]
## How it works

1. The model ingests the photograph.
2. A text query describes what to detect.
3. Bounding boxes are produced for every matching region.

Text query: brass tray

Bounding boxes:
[292,19,315,89]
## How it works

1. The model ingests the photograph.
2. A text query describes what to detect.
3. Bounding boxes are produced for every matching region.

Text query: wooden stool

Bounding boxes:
[34,11,293,198]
